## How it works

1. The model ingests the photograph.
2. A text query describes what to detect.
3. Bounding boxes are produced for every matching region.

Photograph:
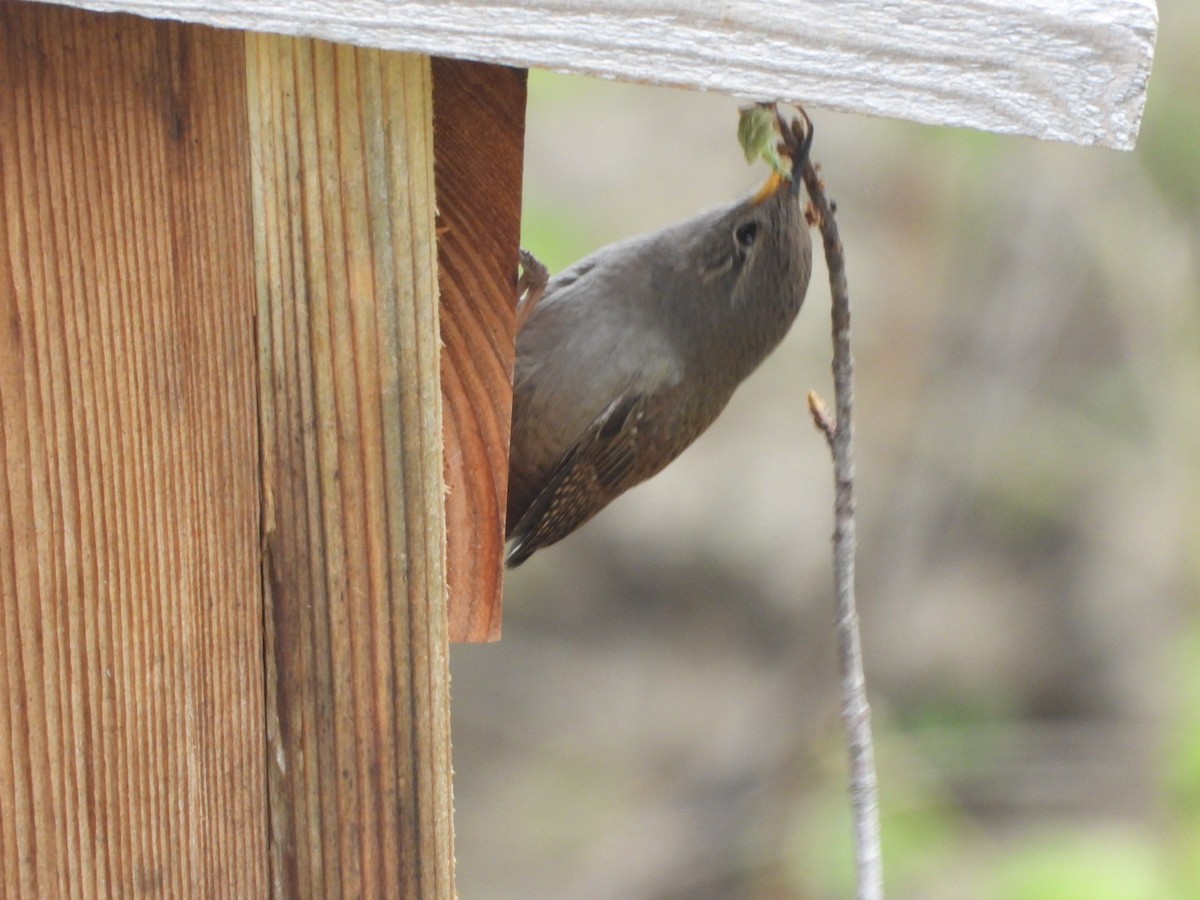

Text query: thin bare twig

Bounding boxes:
[798,132,884,900]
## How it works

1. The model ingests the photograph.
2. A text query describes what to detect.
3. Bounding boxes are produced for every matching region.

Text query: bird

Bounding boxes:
[506,131,813,567]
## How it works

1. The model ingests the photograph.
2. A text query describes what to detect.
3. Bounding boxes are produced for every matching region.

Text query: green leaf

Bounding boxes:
[737,104,790,179]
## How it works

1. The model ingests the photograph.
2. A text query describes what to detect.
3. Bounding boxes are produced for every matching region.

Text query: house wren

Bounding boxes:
[506,128,813,567]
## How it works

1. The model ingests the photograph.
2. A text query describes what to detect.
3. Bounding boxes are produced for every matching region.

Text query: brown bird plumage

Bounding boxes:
[506,156,812,567]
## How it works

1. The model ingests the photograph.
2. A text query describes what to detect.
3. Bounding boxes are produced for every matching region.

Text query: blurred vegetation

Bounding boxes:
[453,5,1200,898]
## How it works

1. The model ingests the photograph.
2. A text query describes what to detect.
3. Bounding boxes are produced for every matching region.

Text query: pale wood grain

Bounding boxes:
[434,58,527,643]
[37,0,1157,149]
[0,6,266,896]
[248,35,455,897]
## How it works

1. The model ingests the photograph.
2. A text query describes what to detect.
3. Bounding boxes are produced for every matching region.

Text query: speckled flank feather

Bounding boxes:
[506,170,812,566]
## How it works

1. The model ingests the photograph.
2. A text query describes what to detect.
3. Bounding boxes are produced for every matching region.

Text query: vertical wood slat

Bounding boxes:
[248,36,455,898]
[433,58,528,643]
[0,6,265,897]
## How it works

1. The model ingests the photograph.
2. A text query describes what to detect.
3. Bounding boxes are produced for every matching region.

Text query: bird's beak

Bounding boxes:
[750,170,787,205]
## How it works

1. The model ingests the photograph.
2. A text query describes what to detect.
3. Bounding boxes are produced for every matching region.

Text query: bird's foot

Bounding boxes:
[516,249,549,332]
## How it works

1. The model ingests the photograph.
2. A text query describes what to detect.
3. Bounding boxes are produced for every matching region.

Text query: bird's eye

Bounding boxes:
[734,221,759,250]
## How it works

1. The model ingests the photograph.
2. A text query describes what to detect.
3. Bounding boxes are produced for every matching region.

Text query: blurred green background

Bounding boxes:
[451,5,1200,898]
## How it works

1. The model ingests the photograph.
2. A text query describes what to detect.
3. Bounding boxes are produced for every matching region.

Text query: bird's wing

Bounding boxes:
[506,391,650,567]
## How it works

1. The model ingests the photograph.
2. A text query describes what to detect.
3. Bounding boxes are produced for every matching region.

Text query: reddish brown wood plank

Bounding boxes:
[433,57,527,642]
[0,7,265,896]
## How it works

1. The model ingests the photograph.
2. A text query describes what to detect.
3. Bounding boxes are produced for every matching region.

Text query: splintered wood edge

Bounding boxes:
[37,0,1156,148]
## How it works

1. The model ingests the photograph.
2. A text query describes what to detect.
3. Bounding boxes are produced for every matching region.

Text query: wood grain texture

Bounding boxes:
[247,36,455,898]
[433,58,527,643]
[0,6,265,897]
[39,0,1157,149]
